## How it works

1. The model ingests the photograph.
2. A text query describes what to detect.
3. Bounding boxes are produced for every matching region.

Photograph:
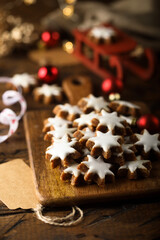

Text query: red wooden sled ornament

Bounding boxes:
[73,24,155,81]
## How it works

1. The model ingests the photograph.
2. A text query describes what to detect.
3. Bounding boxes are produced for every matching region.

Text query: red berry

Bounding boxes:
[137,114,160,133]
[102,78,123,95]
[41,31,60,47]
[38,65,58,84]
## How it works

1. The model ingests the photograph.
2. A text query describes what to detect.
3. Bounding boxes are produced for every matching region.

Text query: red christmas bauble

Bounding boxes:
[137,114,160,133]
[38,65,58,84]
[41,31,60,47]
[101,78,123,95]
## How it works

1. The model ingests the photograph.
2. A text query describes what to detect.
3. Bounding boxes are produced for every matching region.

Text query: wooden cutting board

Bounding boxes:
[24,110,160,207]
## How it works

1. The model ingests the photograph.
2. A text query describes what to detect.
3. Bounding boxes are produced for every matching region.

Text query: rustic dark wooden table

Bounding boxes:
[0,1,160,239]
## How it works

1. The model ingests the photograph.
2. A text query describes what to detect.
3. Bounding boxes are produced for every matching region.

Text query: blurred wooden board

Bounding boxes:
[28,47,79,66]
[24,109,160,206]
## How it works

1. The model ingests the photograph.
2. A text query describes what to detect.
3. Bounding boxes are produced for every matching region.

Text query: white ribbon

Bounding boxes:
[0,77,27,143]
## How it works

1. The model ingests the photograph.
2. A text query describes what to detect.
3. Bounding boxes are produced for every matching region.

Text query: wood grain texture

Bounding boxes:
[0,200,160,240]
[24,110,160,207]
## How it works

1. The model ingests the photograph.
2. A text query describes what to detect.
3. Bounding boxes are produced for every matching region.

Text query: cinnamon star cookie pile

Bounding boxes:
[43,94,160,187]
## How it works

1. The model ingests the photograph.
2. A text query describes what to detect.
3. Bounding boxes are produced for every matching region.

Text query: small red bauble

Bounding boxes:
[101,78,123,95]
[41,31,60,47]
[38,65,58,84]
[137,114,160,133]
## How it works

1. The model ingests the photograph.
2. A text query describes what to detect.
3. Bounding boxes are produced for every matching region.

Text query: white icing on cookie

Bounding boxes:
[78,127,95,141]
[125,136,134,144]
[44,117,72,129]
[83,94,109,112]
[74,112,98,128]
[35,84,62,97]
[113,151,123,158]
[82,155,114,179]
[112,100,140,109]
[90,26,116,40]
[119,156,151,173]
[120,115,134,125]
[58,104,82,115]
[135,129,160,153]
[96,110,125,131]
[82,148,90,157]
[88,130,121,152]
[46,134,77,160]
[47,125,76,139]
[11,73,36,88]
[122,144,135,154]
[64,163,83,177]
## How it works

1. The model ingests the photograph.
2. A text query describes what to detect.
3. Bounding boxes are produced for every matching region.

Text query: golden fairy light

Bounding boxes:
[63,41,74,54]
[65,0,76,4]
[62,5,74,17]
[11,27,22,42]
[0,14,38,57]
[109,93,121,101]
[23,0,36,5]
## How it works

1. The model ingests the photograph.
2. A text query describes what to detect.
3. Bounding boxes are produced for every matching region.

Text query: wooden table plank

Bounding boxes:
[0,200,160,240]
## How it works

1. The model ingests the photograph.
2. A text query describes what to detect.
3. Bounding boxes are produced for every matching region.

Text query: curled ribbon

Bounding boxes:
[0,77,27,143]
